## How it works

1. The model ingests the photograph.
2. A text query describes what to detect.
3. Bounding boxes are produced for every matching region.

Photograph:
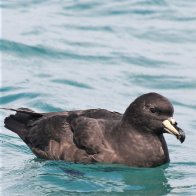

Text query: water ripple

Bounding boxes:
[0,39,113,62]
[172,101,196,110]
[1,0,196,195]
[0,86,23,92]
[0,92,40,104]
[127,74,196,89]
[51,79,93,89]
[115,53,172,67]
[31,102,65,112]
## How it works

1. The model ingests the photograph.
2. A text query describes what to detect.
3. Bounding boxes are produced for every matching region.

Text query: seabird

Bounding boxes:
[2,92,185,167]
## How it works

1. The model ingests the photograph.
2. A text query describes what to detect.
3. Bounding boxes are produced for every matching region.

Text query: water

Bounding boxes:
[1,0,196,195]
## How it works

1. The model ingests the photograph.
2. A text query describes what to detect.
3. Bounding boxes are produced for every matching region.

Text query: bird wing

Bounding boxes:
[70,116,105,155]
[3,108,119,162]
[3,108,74,160]
[26,114,78,160]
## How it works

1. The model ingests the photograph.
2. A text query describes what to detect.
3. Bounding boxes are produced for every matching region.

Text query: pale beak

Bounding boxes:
[162,117,185,143]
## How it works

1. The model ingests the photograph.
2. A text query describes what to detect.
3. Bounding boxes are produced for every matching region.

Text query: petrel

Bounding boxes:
[2,92,185,167]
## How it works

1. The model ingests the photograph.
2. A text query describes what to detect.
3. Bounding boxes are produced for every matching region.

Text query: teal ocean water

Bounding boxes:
[1,0,196,195]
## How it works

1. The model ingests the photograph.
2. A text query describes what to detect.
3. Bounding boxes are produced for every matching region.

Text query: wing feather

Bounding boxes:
[71,116,105,155]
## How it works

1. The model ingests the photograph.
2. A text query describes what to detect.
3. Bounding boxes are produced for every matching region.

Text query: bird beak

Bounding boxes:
[162,117,185,143]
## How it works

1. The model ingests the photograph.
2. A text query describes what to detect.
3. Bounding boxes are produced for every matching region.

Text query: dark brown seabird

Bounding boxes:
[2,92,185,167]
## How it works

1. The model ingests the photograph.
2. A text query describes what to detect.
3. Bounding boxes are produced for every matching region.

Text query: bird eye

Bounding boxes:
[150,107,156,113]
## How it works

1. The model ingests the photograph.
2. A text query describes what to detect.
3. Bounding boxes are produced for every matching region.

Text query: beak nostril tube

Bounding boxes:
[169,117,176,125]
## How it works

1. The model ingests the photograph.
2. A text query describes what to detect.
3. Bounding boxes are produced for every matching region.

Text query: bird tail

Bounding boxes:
[2,108,42,138]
